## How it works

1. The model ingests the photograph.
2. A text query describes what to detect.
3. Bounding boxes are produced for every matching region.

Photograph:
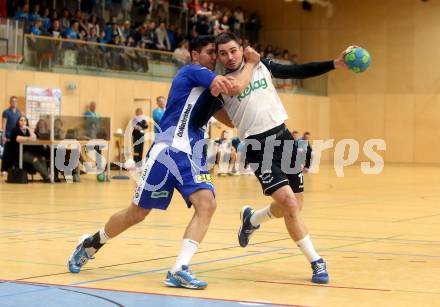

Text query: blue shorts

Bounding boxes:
[133,143,215,210]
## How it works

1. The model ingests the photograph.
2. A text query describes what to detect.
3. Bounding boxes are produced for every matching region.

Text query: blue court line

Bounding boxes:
[72,247,288,286]
[0,247,288,299]
[0,281,304,307]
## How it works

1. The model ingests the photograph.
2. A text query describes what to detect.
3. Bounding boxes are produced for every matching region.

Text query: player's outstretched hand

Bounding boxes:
[244,47,260,65]
[334,45,360,69]
[210,75,233,96]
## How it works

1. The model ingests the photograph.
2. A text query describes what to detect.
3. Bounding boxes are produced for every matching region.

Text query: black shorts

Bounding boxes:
[244,124,305,195]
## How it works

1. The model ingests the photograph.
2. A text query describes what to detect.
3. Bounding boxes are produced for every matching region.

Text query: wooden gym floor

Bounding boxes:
[0,163,439,307]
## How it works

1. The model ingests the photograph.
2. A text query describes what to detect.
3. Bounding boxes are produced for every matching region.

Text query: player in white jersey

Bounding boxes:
[215,32,353,284]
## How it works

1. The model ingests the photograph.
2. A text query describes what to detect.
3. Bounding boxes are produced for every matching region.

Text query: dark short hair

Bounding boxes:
[189,35,215,59]
[16,115,29,128]
[303,131,311,136]
[215,32,240,50]
[292,130,299,134]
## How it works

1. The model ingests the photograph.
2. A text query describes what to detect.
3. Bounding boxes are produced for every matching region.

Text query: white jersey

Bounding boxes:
[222,61,288,140]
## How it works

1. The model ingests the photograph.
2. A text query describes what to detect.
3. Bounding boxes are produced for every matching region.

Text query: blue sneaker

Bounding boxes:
[238,206,260,247]
[164,265,207,290]
[68,234,94,273]
[311,258,329,284]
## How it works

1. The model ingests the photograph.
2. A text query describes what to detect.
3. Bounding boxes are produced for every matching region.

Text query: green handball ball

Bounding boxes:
[97,172,107,182]
[344,47,371,73]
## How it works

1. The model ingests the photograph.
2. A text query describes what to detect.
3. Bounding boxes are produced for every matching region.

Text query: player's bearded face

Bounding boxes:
[217,41,243,70]
[197,43,217,71]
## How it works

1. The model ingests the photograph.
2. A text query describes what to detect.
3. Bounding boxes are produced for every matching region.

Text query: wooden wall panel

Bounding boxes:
[384,95,415,162]
[414,95,440,163]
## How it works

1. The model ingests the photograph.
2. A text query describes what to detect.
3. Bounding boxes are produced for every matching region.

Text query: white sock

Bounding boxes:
[99,227,110,244]
[296,234,321,263]
[250,205,274,226]
[171,239,199,273]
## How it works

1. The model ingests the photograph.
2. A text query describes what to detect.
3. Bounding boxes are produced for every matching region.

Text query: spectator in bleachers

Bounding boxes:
[29,4,41,23]
[219,15,230,33]
[167,24,177,50]
[30,19,44,36]
[14,4,29,21]
[121,20,133,40]
[10,0,280,78]
[155,21,171,50]
[143,20,158,49]
[233,6,244,36]
[78,11,90,35]
[64,20,80,40]
[41,7,51,31]
[173,26,185,48]
[172,39,190,68]
[60,8,71,32]
[88,14,100,35]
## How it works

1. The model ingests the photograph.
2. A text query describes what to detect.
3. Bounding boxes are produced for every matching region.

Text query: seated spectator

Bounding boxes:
[30,19,44,36]
[9,115,50,182]
[54,118,66,140]
[48,19,62,38]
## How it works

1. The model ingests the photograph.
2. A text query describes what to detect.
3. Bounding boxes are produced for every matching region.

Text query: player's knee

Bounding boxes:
[196,198,217,217]
[279,195,300,215]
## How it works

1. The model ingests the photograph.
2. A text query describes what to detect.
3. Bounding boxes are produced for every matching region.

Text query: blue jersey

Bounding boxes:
[134,65,219,210]
[155,64,217,156]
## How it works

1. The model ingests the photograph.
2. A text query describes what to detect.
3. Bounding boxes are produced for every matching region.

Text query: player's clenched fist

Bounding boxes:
[243,47,260,65]
[210,75,233,97]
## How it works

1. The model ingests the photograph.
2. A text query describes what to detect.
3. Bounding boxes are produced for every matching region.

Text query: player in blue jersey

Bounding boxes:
[67,36,260,290]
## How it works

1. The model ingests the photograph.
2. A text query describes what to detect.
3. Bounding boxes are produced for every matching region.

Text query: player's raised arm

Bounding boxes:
[262,45,358,79]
